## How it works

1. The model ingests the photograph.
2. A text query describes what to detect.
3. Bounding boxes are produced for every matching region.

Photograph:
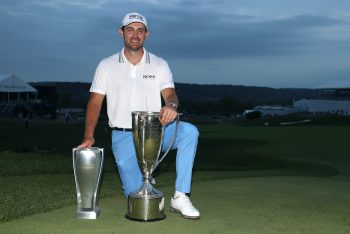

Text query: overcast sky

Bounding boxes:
[1,0,350,88]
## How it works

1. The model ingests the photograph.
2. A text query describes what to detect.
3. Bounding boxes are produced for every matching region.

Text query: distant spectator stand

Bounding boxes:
[0,74,38,103]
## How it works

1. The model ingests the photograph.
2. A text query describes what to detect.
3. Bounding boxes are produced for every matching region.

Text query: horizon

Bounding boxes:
[26,79,342,90]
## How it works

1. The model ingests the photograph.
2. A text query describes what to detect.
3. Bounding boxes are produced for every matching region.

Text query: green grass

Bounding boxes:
[0,119,111,154]
[0,117,350,233]
[0,177,349,234]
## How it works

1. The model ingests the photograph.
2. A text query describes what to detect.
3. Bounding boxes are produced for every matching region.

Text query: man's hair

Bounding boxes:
[121,25,148,32]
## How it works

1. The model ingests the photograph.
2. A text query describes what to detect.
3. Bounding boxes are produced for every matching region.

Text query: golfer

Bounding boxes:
[78,12,200,219]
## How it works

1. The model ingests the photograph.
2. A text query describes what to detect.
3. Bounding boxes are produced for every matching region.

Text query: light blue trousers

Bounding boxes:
[111,121,199,197]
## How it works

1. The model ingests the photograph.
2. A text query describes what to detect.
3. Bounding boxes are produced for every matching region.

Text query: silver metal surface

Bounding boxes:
[73,147,104,219]
[126,111,179,221]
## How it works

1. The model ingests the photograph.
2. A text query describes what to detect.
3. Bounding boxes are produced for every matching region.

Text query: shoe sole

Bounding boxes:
[170,207,200,220]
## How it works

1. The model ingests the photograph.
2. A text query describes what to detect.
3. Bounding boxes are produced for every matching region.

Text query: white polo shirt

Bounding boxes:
[90,48,175,128]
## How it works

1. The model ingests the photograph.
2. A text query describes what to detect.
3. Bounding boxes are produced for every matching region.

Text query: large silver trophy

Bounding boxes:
[126,111,179,221]
[72,147,104,219]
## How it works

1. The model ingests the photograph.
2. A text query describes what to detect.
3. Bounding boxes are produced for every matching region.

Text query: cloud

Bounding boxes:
[148,13,347,59]
[1,0,350,87]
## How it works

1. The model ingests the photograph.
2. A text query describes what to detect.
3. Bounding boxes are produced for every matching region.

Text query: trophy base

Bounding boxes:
[125,214,166,222]
[126,196,165,222]
[76,208,100,219]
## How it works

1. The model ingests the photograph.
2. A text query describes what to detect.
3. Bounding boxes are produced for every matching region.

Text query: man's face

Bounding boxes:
[119,22,149,51]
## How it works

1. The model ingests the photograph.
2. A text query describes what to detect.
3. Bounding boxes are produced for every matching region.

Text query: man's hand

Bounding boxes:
[159,104,177,125]
[77,137,95,148]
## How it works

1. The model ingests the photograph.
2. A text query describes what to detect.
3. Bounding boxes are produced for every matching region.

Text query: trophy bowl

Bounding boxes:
[126,111,179,221]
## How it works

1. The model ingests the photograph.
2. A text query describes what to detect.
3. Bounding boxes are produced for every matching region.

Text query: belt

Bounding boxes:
[111,127,132,132]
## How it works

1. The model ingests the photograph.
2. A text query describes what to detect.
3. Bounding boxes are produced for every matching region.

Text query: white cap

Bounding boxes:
[121,12,148,29]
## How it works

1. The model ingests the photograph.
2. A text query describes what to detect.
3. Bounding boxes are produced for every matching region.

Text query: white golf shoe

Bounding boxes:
[170,192,200,219]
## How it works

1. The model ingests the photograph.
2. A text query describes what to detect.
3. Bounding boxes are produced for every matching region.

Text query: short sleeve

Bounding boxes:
[159,61,175,91]
[90,60,108,95]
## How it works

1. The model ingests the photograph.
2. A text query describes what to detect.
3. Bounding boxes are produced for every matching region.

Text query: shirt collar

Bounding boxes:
[119,48,150,64]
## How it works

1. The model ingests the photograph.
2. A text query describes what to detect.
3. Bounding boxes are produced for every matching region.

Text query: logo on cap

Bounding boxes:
[129,14,144,22]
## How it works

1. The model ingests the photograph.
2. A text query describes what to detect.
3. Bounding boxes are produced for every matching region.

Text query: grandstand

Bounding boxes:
[0,74,56,119]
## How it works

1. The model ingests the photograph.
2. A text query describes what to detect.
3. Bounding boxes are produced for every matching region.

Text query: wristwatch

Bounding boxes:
[168,103,178,109]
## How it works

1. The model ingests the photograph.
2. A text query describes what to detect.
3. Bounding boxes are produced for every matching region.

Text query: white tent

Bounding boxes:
[0,74,37,103]
[294,99,350,116]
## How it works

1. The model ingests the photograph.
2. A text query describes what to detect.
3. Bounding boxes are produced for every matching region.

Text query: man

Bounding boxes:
[78,12,200,219]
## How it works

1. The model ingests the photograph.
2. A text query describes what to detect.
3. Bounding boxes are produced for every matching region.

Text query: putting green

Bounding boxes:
[1,176,349,234]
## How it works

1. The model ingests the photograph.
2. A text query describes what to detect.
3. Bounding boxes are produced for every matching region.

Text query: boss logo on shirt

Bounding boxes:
[143,74,156,80]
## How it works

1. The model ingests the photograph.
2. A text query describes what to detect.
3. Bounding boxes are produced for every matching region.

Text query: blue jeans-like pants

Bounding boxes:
[111,121,199,197]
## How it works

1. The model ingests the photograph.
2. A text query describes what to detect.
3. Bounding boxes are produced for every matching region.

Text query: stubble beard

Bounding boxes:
[124,38,144,53]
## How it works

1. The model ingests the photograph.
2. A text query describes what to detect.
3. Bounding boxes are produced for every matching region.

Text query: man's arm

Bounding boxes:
[78,92,105,148]
[160,88,178,125]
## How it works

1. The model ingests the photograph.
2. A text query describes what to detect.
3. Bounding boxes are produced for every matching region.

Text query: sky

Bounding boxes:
[1,0,350,88]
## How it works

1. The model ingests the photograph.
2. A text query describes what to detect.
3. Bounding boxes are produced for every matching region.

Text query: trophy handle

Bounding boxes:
[151,114,180,174]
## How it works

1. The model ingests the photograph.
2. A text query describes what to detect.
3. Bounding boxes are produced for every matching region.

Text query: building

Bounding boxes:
[293,99,350,115]
[252,105,296,117]
[0,75,56,118]
[0,74,38,103]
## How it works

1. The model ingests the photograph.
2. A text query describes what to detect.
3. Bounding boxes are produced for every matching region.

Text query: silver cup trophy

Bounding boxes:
[126,111,179,221]
[72,147,104,219]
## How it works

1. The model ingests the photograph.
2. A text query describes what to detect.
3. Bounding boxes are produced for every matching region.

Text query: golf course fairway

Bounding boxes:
[0,175,349,234]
